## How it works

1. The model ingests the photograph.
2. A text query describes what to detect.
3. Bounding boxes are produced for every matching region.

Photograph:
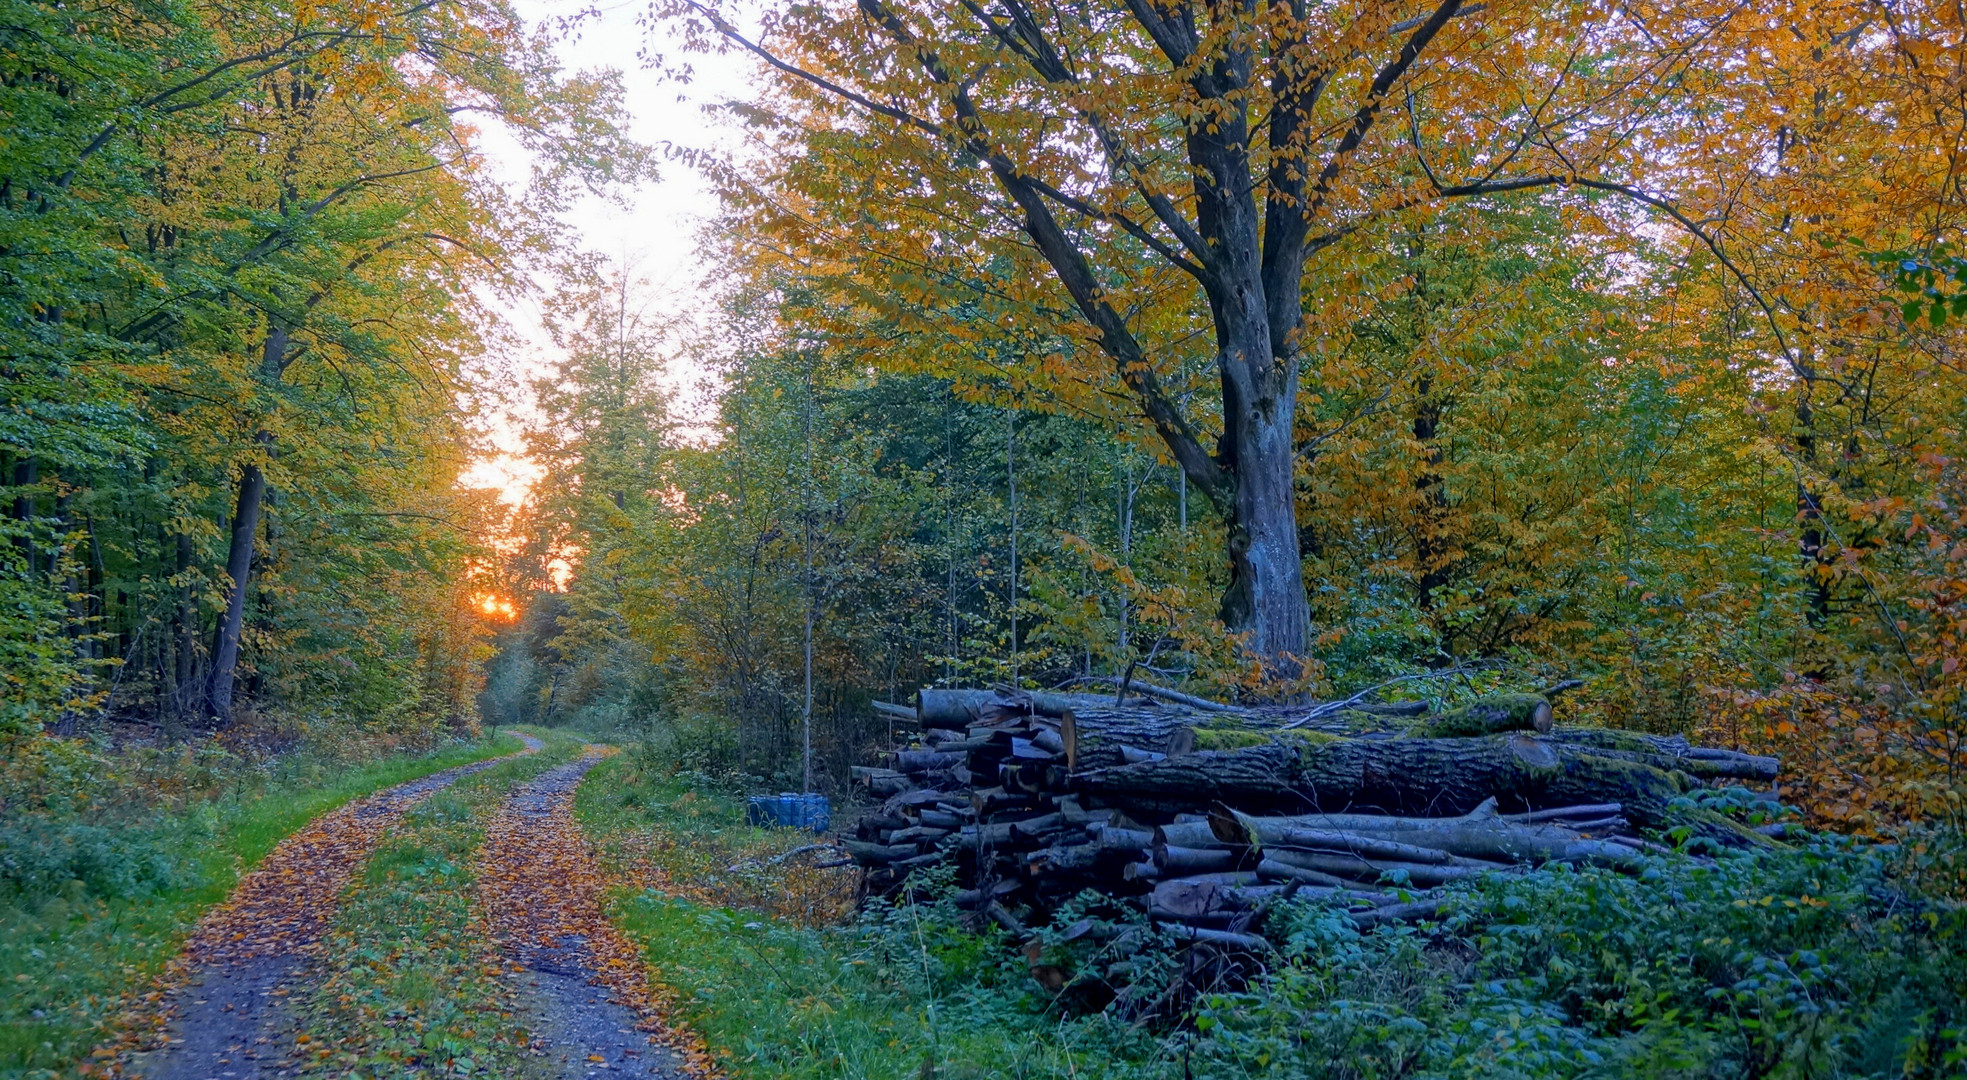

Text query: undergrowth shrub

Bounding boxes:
[1192,836,1967,1079]
[0,708,477,905]
[593,759,1966,1080]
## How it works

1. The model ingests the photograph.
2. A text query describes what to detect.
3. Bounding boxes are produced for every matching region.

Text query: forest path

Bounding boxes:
[477,747,697,1079]
[112,735,541,1080]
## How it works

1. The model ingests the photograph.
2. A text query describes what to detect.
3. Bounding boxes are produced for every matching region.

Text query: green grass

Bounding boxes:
[0,732,524,1080]
[574,754,1164,1080]
[578,755,1967,1080]
[298,729,589,1078]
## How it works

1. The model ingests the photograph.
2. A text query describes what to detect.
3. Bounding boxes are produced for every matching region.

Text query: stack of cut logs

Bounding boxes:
[846,685,1781,952]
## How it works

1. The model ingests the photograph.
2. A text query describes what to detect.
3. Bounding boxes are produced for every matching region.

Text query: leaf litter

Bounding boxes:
[475,746,715,1079]
[92,739,538,1079]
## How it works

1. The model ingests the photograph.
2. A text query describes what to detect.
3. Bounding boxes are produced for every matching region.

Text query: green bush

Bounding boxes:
[1192,837,1967,1079]
[0,821,193,901]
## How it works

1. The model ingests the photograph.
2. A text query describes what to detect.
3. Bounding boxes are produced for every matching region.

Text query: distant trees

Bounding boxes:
[1,0,646,735]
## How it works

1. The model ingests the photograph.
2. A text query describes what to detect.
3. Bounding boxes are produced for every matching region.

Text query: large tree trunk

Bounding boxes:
[1221,372,1308,671]
[207,323,285,727]
[206,454,266,726]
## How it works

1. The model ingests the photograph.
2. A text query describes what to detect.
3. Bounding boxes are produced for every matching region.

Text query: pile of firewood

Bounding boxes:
[844,685,1781,953]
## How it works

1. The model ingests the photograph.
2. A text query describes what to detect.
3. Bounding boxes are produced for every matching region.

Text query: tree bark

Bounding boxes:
[1547,727,1780,782]
[1414,694,1552,737]
[1216,799,1643,869]
[206,450,266,726]
[206,323,285,727]
[1074,735,1696,826]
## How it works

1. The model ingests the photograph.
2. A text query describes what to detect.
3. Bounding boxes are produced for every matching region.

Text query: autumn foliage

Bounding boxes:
[450,0,1960,834]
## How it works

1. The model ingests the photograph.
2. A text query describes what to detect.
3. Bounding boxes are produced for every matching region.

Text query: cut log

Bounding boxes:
[1076,735,1694,827]
[1218,799,1645,870]
[1352,898,1446,929]
[917,688,998,728]
[920,687,1119,728]
[1412,694,1552,738]
[1027,843,1102,874]
[1062,706,1212,770]
[1156,820,1226,848]
[1255,858,1354,888]
[1091,826,1155,853]
[1153,845,1251,874]
[895,749,967,772]
[842,840,922,863]
[1263,848,1493,887]
[1073,743,1304,808]
[1503,803,1622,823]
[1548,727,1779,782]
[1252,828,1465,865]
[1148,879,1283,922]
[872,700,919,722]
[1067,675,1237,712]
[1159,924,1273,950]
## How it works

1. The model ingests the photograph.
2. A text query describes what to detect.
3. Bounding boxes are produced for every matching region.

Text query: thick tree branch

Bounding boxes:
[1302,0,1466,225]
[850,0,1230,506]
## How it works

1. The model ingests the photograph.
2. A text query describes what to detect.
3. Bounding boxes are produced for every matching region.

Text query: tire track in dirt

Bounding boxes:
[476,748,709,1079]
[102,734,543,1080]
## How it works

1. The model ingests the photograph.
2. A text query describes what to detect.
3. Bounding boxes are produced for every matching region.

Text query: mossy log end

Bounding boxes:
[1075,735,1697,827]
[1413,694,1553,738]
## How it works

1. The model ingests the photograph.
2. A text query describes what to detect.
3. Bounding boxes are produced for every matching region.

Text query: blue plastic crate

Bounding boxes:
[746,792,831,833]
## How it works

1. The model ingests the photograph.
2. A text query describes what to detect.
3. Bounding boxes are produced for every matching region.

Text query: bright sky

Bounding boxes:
[459,0,749,508]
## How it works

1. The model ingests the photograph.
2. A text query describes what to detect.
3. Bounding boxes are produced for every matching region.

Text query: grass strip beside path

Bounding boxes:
[0,734,523,1080]
[573,754,1162,1080]
[298,730,582,1077]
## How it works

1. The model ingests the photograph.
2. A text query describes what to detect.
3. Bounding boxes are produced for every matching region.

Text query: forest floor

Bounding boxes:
[89,732,705,1080]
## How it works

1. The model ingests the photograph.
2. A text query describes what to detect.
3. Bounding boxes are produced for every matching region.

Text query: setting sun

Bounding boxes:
[474,593,518,621]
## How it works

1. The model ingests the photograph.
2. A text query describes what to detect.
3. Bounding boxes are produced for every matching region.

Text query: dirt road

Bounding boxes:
[108,734,701,1080]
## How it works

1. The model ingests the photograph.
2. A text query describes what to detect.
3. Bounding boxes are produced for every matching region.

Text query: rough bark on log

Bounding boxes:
[1256,858,1355,888]
[1067,675,1237,712]
[1249,828,1464,865]
[1159,924,1273,950]
[1061,706,1214,769]
[842,840,921,863]
[1074,743,1304,808]
[1548,727,1780,782]
[919,687,1117,727]
[1412,694,1553,737]
[1152,844,1252,874]
[1353,898,1446,929]
[1076,736,1693,826]
[1219,799,1644,870]
[1092,826,1156,851]
[1069,705,1435,768]
[1263,848,1492,887]
[917,688,998,728]
[1027,843,1102,874]
[895,749,966,771]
